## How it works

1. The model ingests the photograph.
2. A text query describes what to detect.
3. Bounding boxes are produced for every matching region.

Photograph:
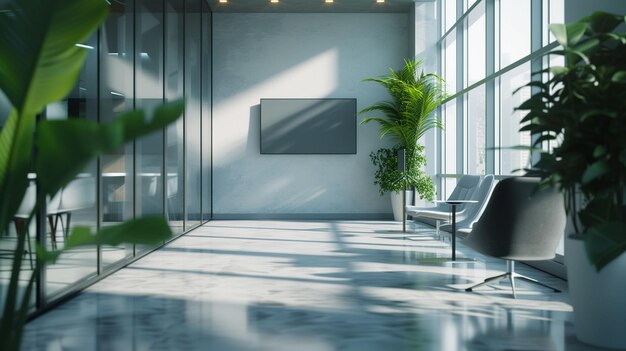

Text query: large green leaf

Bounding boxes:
[0,0,108,116]
[619,150,626,167]
[550,22,587,48]
[531,134,557,147]
[0,109,18,189]
[67,217,172,249]
[0,109,32,236]
[585,221,626,271]
[578,196,621,229]
[611,71,626,84]
[36,100,184,197]
[585,12,624,34]
[571,37,600,56]
[581,160,609,184]
[0,0,108,242]
[37,217,173,264]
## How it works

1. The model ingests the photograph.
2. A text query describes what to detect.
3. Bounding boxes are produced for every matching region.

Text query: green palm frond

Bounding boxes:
[360,59,447,149]
[359,102,400,121]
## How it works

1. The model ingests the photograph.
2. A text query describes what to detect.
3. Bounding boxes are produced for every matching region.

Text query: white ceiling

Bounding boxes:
[209,0,426,13]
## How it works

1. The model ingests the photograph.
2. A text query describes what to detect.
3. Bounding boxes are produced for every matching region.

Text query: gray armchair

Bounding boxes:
[440,174,496,237]
[407,174,481,236]
[464,177,566,298]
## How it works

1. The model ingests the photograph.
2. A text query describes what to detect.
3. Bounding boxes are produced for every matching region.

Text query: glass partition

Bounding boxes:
[0,195,36,314]
[100,0,135,269]
[135,0,165,253]
[0,125,36,312]
[185,0,202,230]
[45,34,99,297]
[0,0,213,313]
[202,3,212,222]
[165,0,185,235]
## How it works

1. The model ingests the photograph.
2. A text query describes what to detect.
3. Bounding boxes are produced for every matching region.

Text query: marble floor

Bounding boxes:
[21,220,601,350]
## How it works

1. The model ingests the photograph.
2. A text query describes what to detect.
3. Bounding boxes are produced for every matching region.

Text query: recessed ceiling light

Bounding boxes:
[376,0,385,3]
[325,0,334,3]
[219,0,227,3]
[270,0,279,3]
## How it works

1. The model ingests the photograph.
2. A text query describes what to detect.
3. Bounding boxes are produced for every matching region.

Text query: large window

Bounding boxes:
[438,0,564,179]
[466,1,485,87]
[497,63,532,175]
[437,0,564,260]
[499,0,531,68]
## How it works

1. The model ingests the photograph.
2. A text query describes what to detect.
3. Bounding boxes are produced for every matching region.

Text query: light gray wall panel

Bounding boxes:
[565,0,626,22]
[213,13,409,216]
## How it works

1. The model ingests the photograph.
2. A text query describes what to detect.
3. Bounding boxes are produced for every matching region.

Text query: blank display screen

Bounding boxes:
[260,98,357,154]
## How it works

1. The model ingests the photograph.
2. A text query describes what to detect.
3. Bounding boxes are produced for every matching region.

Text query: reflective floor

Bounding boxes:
[22,220,602,350]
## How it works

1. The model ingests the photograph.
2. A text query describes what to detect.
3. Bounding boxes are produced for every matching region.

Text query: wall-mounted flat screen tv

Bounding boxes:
[260,98,357,154]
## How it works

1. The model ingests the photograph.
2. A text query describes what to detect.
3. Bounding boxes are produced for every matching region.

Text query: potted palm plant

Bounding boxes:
[369,145,436,220]
[518,12,626,349]
[360,59,445,220]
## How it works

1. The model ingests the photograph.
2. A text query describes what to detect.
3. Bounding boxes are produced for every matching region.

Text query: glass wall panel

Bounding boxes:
[443,100,457,176]
[165,0,185,235]
[466,0,485,87]
[500,0,531,68]
[136,0,165,252]
[465,0,478,11]
[46,34,99,296]
[0,0,213,318]
[444,178,458,199]
[547,0,565,45]
[498,63,531,175]
[0,92,35,312]
[444,31,457,95]
[202,4,212,222]
[466,85,486,175]
[100,0,135,268]
[444,0,457,32]
[185,0,202,230]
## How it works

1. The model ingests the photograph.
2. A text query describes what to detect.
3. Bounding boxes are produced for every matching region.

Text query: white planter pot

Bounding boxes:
[566,235,626,349]
[390,191,414,221]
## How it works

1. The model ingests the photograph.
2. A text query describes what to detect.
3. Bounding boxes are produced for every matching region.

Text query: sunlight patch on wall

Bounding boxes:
[213,48,339,167]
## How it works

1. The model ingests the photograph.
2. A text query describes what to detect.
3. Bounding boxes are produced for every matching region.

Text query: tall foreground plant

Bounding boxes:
[360,59,445,200]
[0,0,183,349]
[518,12,626,271]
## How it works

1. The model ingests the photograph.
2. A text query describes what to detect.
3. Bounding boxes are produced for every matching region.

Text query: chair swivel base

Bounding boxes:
[465,261,561,299]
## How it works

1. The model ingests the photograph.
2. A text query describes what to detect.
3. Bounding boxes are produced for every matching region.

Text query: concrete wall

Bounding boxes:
[565,0,626,22]
[212,13,409,218]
